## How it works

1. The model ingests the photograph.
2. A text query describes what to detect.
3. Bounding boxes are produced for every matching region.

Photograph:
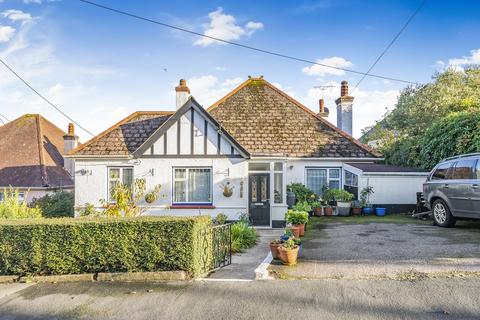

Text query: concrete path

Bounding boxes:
[1,278,480,319]
[207,228,282,280]
[0,283,34,301]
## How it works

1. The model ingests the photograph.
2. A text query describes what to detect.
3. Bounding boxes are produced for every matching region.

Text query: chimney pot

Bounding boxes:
[175,79,191,109]
[341,80,349,97]
[319,99,325,113]
[67,123,74,136]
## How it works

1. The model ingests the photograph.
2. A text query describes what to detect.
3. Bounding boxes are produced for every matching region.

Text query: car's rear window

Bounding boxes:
[431,162,452,180]
[475,160,480,179]
[451,159,476,180]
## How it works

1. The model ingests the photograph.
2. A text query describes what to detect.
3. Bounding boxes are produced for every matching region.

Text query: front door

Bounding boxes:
[249,173,270,226]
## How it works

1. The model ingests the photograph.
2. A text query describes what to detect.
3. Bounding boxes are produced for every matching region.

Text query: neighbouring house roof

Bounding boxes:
[208,77,378,158]
[70,111,174,156]
[0,114,74,188]
[346,163,428,173]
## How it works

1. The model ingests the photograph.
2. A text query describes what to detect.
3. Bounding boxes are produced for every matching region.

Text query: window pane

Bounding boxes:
[249,163,269,171]
[274,173,283,203]
[432,163,451,180]
[306,169,327,196]
[122,168,133,186]
[476,161,480,179]
[109,168,120,179]
[0,192,4,202]
[109,181,119,201]
[175,169,186,179]
[345,171,358,187]
[18,193,25,202]
[188,169,212,202]
[260,175,268,201]
[251,179,257,202]
[174,181,186,202]
[274,162,283,171]
[329,180,340,189]
[329,169,340,179]
[452,160,475,180]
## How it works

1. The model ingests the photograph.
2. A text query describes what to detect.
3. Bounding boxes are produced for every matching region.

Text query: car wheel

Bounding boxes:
[432,199,456,227]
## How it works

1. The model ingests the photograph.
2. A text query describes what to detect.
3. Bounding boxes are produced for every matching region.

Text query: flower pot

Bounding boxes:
[313,207,323,216]
[269,242,281,259]
[363,207,373,215]
[336,202,351,216]
[295,224,305,236]
[351,207,362,215]
[290,225,301,238]
[278,246,299,266]
[324,207,334,216]
[375,207,386,217]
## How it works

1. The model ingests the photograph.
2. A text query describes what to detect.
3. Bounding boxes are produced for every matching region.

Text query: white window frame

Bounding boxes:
[273,162,284,204]
[107,167,133,202]
[172,167,213,205]
[305,167,343,195]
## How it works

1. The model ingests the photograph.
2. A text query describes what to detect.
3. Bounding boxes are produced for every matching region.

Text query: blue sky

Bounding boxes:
[0,0,479,140]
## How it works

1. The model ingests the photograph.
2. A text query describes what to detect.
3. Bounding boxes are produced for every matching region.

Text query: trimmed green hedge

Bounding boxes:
[0,216,212,277]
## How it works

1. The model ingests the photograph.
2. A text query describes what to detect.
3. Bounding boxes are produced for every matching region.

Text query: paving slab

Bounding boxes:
[208,228,283,280]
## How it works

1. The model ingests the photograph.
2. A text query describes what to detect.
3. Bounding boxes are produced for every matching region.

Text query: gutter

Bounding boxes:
[362,172,429,176]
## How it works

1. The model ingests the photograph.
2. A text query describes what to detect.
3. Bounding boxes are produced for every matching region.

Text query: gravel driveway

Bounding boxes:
[269,216,480,280]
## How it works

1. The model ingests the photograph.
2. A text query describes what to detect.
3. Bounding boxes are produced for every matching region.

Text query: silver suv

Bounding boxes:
[423,153,480,227]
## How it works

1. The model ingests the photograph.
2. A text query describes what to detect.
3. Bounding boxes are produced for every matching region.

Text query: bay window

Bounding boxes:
[305,168,341,196]
[173,168,212,204]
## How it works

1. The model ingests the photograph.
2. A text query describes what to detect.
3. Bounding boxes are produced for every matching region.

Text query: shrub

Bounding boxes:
[293,201,311,212]
[324,189,354,203]
[31,191,74,218]
[213,213,228,225]
[231,221,257,253]
[285,210,309,225]
[100,179,147,217]
[287,183,316,204]
[0,216,212,277]
[0,188,42,219]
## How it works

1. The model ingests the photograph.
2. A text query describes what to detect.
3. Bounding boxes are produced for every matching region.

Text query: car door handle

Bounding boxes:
[473,184,479,189]
[444,184,449,189]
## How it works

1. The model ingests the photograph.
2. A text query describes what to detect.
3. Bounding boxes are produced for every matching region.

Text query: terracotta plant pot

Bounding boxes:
[351,207,362,215]
[269,242,281,259]
[324,207,334,216]
[278,246,299,266]
[296,224,305,236]
[290,225,301,238]
[313,207,323,216]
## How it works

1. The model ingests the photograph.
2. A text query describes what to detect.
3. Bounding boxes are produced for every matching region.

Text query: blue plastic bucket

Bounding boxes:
[363,207,373,215]
[375,208,386,216]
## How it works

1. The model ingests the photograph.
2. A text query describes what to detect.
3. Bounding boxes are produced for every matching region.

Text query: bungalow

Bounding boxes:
[68,77,428,227]
[0,114,75,203]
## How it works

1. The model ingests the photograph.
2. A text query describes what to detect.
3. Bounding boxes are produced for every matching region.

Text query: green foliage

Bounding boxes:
[282,238,296,250]
[292,201,311,212]
[144,184,162,204]
[310,201,321,209]
[287,183,316,204]
[79,203,101,217]
[213,213,228,225]
[31,191,74,218]
[324,189,354,203]
[99,179,147,217]
[285,210,309,225]
[364,67,480,169]
[0,216,212,277]
[231,221,257,253]
[360,186,374,207]
[0,188,42,219]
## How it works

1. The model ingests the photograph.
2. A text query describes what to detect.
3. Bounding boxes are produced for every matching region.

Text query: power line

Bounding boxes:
[0,58,95,136]
[349,0,427,95]
[0,113,9,124]
[79,0,419,85]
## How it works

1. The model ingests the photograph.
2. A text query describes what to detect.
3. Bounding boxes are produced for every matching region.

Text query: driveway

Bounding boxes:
[269,215,480,280]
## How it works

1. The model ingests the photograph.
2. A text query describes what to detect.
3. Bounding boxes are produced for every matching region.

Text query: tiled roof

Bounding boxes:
[0,114,74,188]
[208,77,378,158]
[347,163,428,173]
[71,112,173,156]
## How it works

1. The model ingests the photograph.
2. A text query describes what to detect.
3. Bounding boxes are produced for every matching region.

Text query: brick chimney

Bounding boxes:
[335,80,354,135]
[63,123,78,177]
[317,98,329,118]
[175,79,190,110]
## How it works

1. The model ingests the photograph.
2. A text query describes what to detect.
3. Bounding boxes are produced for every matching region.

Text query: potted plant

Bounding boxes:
[331,189,354,216]
[278,238,300,266]
[281,228,294,241]
[351,200,363,215]
[269,239,283,259]
[360,186,374,215]
[311,200,322,216]
[293,201,311,215]
[285,210,309,236]
[322,187,337,216]
[221,182,234,197]
[324,205,334,216]
[144,184,162,204]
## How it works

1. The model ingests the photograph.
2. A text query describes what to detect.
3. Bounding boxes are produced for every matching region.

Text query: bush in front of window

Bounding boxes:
[0,216,212,277]
[287,183,316,205]
[100,179,147,217]
[30,191,74,218]
[0,187,42,219]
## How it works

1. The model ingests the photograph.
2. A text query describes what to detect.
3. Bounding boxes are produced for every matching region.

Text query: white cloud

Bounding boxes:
[304,81,399,138]
[436,48,480,71]
[194,7,263,46]
[302,57,353,77]
[2,10,33,22]
[0,25,16,42]
[23,0,42,4]
[215,66,227,72]
[185,75,244,106]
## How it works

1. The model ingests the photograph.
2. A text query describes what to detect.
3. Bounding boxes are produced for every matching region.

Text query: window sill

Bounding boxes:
[170,205,216,209]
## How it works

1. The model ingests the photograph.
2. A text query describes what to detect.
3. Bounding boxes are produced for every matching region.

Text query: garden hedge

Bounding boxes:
[0,216,212,277]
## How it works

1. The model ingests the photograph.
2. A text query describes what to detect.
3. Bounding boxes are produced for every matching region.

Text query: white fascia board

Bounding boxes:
[362,172,429,176]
